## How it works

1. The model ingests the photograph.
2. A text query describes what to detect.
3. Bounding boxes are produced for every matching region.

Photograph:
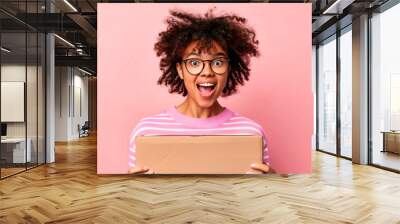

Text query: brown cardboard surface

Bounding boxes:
[135,135,263,174]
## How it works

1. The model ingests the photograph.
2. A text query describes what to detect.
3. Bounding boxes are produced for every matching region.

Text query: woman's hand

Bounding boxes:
[128,166,155,174]
[246,163,270,174]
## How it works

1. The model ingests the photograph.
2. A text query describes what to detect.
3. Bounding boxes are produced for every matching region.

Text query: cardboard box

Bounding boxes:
[135,135,263,174]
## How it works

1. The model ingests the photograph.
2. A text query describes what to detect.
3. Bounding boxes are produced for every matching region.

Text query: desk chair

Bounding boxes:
[78,121,90,138]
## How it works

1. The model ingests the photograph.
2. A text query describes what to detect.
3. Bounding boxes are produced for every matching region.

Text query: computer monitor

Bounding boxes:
[1,123,7,137]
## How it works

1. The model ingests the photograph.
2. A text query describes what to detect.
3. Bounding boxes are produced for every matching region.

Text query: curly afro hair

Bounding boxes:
[154,8,260,97]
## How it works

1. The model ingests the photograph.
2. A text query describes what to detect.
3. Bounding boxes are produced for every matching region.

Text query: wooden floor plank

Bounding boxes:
[1,134,400,223]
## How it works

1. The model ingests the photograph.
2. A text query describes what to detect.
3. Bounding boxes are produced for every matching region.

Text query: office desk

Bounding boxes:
[1,138,32,163]
[382,131,400,154]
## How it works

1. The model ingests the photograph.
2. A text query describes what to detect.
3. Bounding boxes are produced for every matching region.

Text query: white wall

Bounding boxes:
[55,66,70,141]
[55,67,89,141]
[1,63,46,164]
[1,65,41,138]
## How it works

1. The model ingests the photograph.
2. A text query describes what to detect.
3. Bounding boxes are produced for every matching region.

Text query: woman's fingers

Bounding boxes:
[250,163,270,173]
[145,169,155,174]
[246,169,263,174]
[128,167,155,174]
[128,166,149,174]
[129,164,270,174]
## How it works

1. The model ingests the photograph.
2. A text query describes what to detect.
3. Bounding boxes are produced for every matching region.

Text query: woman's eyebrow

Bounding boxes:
[213,52,227,57]
[184,52,200,58]
[184,52,227,58]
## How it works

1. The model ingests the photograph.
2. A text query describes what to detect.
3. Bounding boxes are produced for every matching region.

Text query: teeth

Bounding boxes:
[198,83,215,87]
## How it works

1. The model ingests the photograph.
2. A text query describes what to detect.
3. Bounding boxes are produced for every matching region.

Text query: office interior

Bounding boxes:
[0,0,399,223]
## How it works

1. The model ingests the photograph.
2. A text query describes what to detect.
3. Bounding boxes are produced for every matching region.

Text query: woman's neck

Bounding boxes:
[176,98,224,119]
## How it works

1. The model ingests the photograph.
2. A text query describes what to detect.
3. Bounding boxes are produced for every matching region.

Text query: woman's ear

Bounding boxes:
[176,62,184,80]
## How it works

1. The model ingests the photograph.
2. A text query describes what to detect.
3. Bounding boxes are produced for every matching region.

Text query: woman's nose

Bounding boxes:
[200,61,214,76]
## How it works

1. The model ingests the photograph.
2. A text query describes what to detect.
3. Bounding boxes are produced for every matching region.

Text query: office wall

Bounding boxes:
[55,67,89,141]
[55,66,69,141]
[1,64,42,138]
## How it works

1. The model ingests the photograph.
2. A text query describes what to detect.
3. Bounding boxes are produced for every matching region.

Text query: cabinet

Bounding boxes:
[382,131,400,154]
[0,138,32,165]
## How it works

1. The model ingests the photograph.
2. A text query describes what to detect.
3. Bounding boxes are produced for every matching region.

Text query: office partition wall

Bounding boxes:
[0,0,47,179]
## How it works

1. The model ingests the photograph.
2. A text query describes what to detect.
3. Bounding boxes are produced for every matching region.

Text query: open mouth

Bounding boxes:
[196,83,216,97]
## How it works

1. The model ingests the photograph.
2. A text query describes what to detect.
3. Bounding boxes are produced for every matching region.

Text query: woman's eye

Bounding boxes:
[212,59,224,67]
[189,60,201,67]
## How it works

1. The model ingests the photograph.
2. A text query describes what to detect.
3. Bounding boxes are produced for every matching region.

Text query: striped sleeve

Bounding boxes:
[262,134,270,166]
[128,125,139,168]
[257,124,270,166]
[128,113,179,168]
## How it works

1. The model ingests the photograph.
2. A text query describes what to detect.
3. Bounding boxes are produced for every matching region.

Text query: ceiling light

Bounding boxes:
[54,34,75,48]
[322,0,354,15]
[78,67,93,76]
[63,0,78,12]
[1,47,11,53]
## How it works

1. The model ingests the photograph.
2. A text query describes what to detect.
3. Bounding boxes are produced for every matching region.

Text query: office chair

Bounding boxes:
[79,121,90,138]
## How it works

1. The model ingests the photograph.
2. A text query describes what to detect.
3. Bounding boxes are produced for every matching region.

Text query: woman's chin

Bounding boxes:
[195,97,217,109]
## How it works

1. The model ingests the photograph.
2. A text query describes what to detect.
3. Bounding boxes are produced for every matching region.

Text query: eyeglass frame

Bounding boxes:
[181,57,230,76]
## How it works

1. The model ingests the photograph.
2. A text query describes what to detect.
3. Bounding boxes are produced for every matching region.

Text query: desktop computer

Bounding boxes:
[1,123,7,140]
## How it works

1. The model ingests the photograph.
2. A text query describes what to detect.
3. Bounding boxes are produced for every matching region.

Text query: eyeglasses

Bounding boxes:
[182,57,229,76]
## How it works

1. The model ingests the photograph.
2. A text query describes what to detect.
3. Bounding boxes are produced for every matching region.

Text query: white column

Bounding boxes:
[46,32,55,163]
[45,0,55,163]
[352,14,369,164]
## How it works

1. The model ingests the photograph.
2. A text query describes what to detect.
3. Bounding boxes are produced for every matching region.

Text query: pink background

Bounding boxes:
[97,3,312,174]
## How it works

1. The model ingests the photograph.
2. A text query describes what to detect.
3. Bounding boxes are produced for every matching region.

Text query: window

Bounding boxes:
[339,26,352,158]
[317,35,337,154]
[371,2,400,171]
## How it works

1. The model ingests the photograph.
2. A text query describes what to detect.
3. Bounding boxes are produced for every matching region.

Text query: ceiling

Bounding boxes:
[0,0,392,75]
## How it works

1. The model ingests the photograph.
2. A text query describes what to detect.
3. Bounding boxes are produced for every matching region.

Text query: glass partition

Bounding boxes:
[1,31,28,177]
[0,1,46,179]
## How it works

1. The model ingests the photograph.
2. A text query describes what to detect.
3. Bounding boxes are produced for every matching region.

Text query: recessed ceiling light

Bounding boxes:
[63,0,78,12]
[54,34,75,48]
[322,0,355,15]
[78,67,93,76]
[1,47,11,53]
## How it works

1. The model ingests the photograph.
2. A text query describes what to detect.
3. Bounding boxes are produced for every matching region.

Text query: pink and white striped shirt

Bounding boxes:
[128,106,269,168]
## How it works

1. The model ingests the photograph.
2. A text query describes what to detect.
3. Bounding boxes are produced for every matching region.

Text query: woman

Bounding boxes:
[128,9,270,174]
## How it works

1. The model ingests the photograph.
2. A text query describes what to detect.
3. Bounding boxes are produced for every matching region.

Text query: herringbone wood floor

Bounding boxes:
[1,134,400,224]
